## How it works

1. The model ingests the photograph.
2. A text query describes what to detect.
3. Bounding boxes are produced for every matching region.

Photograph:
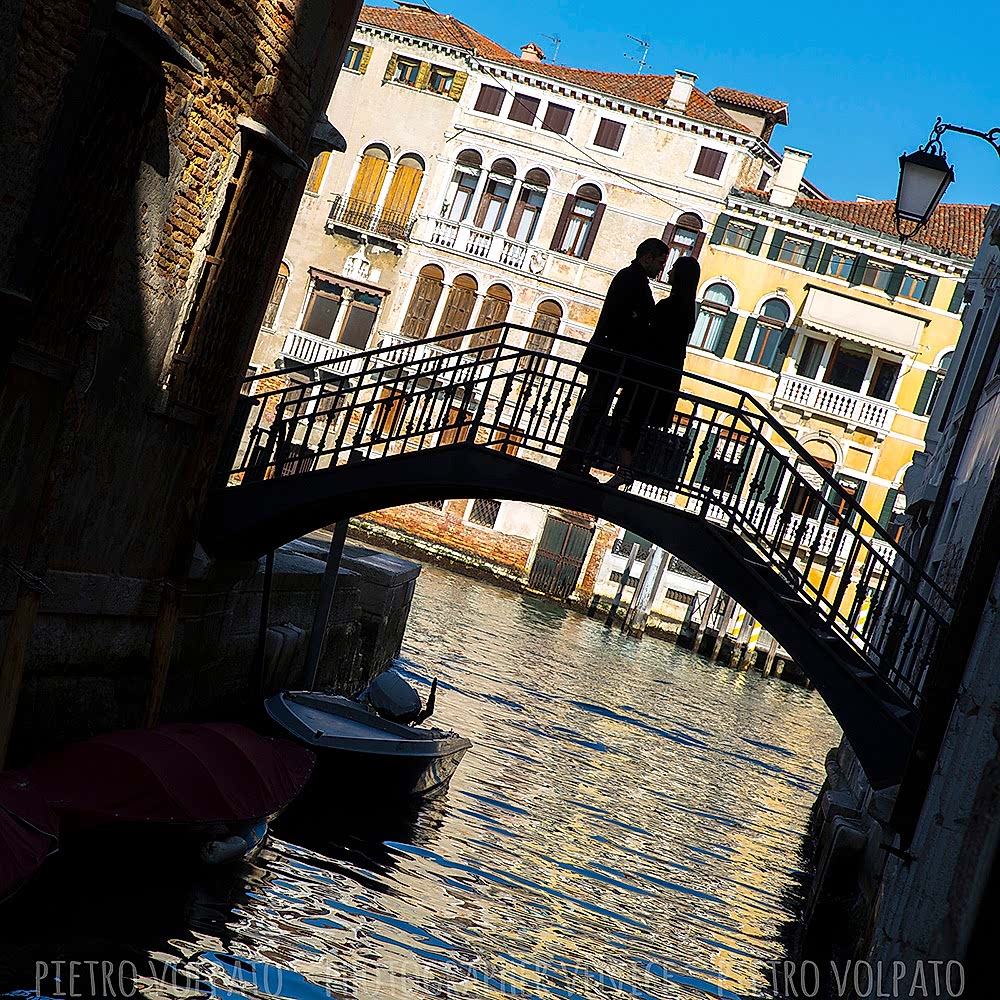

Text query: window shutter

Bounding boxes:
[691,231,706,259]
[661,222,676,246]
[713,311,738,358]
[383,53,398,83]
[580,202,606,260]
[549,194,576,251]
[805,240,823,271]
[694,428,719,484]
[769,327,794,373]
[878,488,899,530]
[753,449,785,505]
[709,213,731,244]
[506,189,527,238]
[767,229,787,261]
[817,243,834,275]
[748,223,767,255]
[735,317,757,361]
[885,264,906,299]
[415,61,431,90]
[914,369,937,416]
[921,274,940,307]
[449,71,468,101]
[849,253,869,286]
[948,281,966,313]
[358,45,373,74]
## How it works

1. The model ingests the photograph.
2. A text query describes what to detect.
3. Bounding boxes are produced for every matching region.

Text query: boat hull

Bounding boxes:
[265,691,471,800]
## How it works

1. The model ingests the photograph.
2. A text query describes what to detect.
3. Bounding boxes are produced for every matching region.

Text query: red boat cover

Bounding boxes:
[29,722,315,826]
[0,771,59,901]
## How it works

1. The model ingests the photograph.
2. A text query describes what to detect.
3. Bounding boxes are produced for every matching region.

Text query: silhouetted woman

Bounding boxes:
[609,256,701,487]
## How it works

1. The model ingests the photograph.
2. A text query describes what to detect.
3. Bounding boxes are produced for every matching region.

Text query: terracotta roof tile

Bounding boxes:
[359,5,516,61]
[790,198,987,259]
[708,86,788,119]
[358,6,750,133]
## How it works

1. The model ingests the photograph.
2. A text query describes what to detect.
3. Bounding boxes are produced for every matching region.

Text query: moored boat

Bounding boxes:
[265,687,472,799]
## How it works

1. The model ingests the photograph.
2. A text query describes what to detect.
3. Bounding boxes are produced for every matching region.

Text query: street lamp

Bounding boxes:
[895,117,1000,238]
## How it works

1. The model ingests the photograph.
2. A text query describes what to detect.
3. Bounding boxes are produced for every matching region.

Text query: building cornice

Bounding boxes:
[727,192,973,275]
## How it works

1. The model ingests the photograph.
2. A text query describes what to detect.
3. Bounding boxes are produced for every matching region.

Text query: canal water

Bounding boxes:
[1,561,841,1000]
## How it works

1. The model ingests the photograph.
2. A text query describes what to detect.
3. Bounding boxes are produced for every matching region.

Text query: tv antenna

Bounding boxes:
[541,33,561,62]
[624,34,651,74]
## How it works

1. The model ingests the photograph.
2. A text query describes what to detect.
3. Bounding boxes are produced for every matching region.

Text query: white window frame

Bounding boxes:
[586,114,628,158]
[685,141,731,186]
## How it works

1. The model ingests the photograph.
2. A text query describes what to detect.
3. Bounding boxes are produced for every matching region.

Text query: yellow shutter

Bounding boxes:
[381,164,423,218]
[415,61,431,90]
[449,71,468,101]
[358,45,373,75]
[350,154,389,205]
[383,53,398,83]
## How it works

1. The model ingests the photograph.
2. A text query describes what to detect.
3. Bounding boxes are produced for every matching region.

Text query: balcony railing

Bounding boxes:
[773,372,897,436]
[327,195,418,243]
[375,331,447,366]
[423,217,550,275]
[281,329,358,369]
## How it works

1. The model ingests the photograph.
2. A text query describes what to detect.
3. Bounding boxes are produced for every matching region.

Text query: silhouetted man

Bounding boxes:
[557,238,669,478]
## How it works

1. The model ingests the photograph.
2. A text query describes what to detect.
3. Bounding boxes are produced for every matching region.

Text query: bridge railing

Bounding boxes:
[224,322,951,708]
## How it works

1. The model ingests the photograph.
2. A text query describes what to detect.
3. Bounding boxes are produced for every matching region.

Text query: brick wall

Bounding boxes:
[360,500,535,580]
[577,522,619,600]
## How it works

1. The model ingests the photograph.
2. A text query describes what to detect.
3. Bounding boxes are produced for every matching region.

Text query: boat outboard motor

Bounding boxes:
[362,668,423,724]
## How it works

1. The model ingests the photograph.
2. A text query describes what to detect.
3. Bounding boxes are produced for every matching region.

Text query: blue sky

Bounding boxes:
[410,0,1000,207]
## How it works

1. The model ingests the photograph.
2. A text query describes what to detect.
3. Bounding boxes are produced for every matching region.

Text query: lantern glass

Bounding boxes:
[896,149,955,225]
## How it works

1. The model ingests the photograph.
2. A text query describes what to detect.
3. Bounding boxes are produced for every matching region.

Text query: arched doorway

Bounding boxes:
[347,144,390,228]
[469,283,512,357]
[437,273,478,349]
[379,153,424,238]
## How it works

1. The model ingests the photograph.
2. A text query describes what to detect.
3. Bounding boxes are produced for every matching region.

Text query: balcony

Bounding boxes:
[281,329,359,369]
[375,331,446,366]
[326,195,418,244]
[423,217,550,275]
[773,372,897,437]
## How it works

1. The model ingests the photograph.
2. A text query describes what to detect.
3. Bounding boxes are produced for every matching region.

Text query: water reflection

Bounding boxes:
[0,561,840,1000]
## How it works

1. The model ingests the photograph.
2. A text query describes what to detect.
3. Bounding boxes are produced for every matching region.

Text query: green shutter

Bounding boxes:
[878,487,899,529]
[694,428,719,484]
[948,281,966,313]
[921,274,940,307]
[768,327,794,373]
[709,214,731,244]
[748,223,767,255]
[885,264,906,298]
[767,229,787,261]
[817,243,834,276]
[753,449,785,504]
[805,240,823,272]
[849,253,869,286]
[734,317,756,362]
[914,369,937,416]
[713,311,738,358]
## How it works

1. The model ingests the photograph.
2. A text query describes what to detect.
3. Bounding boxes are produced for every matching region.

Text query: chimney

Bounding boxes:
[769,147,812,207]
[519,42,545,62]
[665,70,697,113]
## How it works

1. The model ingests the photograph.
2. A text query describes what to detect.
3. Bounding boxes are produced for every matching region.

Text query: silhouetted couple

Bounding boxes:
[557,238,700,485]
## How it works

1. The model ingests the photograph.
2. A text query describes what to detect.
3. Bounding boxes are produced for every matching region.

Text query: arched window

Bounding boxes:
[474,158,516,231]
[470,283,512,357]
[663,212,705,269]
[518,299,562,372]
[443,150,482,222]
[346,144,390,227]
[737,297,791,370]
[690,282,735,355]
[916,350,953,416]
[551,183,605,259]
[378,153,424,238]
[507,167,550,243]
[305,151,330,196]
[400,264,444,340]
[784,438,838,518]
[436,273,478,347]
[262,262,289,329]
